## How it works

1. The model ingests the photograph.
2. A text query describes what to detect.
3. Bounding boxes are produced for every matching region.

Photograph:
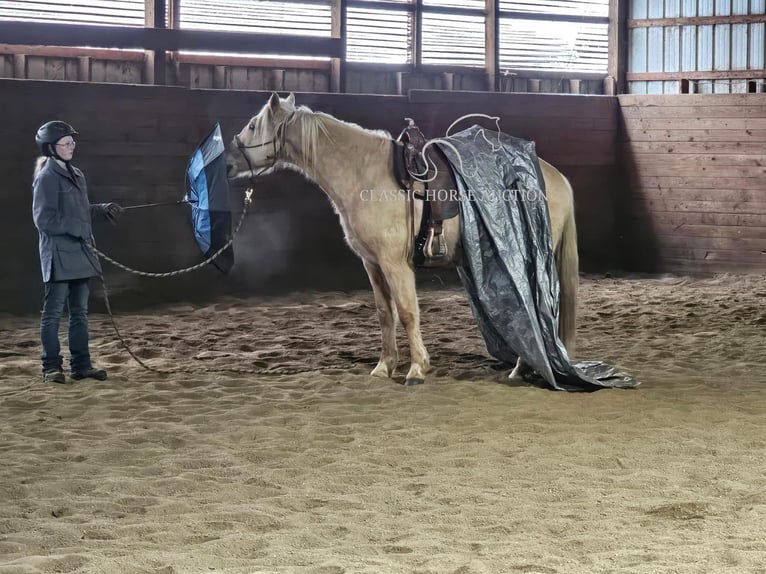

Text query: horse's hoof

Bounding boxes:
[403,378,424,386]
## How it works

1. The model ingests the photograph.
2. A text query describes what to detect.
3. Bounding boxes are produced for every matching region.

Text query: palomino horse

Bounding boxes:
[226,92,579,386]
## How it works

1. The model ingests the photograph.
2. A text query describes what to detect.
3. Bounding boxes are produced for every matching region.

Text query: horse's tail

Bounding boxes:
[556,196,579,358]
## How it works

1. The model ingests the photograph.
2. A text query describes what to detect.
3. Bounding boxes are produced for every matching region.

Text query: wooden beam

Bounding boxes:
[330,0,347,93]
[499,11,608,24]
[0,22,344,58]
[607,0,627,95]
[485,0,499,91]
[413,0,423,67]
[0,44,145,61]
[169,52,330,70]
[628,70,766,81]
[145,0,167,85]
[629,15,766,27]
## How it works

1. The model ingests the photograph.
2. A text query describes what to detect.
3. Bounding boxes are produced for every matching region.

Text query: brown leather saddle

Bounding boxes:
[393,119,460,266]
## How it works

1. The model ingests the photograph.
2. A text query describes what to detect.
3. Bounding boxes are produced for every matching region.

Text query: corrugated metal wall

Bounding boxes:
[629,0,766,94]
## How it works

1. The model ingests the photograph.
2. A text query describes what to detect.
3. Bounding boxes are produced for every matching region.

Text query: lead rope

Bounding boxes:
[90,186,355,378]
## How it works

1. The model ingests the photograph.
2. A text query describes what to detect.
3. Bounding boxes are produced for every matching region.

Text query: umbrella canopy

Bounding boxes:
[187,123,234,273]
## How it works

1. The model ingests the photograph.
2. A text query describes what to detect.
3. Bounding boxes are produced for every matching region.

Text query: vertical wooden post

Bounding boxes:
[330,0,347,93]
[270,69,285,91]
[145,0,167,85]
[213,65,226,89]
[442,72,454,90]
[12,54,25,78]
[485,0,499,91]
[607,0,627,95]
[77,56,90,81]
[413,0,423,68]
[568,78,581,94]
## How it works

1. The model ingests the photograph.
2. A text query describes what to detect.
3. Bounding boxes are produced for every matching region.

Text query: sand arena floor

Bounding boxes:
[1,273,765,573]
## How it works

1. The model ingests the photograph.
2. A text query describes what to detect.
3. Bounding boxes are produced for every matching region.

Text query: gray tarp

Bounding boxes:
[436,125,639,392]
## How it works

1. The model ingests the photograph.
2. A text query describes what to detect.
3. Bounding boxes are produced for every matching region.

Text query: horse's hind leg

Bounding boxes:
[379,260,430,386]
[362,259,398,379]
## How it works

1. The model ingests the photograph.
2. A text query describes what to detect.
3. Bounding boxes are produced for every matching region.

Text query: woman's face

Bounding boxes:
[54,136,76,161]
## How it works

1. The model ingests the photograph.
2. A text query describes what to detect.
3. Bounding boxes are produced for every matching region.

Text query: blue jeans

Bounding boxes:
[40,279,92,373]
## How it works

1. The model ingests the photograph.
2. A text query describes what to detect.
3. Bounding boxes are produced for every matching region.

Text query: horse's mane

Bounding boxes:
[282,106,392,169]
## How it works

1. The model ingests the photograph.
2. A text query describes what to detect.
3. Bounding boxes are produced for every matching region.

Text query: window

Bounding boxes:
[178,0,332,36]
[499,0,608,72]
[0,0,145,26]
[347,5,412,64]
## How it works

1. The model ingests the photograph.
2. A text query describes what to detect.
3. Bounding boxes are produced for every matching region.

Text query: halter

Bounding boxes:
[235,111,295,181]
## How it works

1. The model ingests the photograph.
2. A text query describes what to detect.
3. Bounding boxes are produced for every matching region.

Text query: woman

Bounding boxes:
[32,121,123,384]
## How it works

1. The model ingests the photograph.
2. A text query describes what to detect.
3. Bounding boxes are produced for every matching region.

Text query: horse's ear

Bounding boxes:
[287,92,295,105]
[269,91,280,111]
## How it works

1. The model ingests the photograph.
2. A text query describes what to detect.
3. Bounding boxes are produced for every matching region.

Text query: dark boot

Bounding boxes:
[42,368,66,384]
[71,367,107,381]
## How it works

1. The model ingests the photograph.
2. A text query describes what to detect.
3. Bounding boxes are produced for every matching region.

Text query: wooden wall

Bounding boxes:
[0,79,619,314]
[619,93,766,273]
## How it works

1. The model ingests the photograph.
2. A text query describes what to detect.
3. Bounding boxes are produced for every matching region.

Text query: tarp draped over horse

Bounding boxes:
[436,126,637,391]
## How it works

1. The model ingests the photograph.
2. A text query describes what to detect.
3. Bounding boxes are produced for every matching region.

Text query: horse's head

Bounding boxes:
[226,91,296,179]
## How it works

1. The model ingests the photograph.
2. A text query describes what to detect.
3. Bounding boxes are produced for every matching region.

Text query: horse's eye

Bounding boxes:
[248,123,255,131]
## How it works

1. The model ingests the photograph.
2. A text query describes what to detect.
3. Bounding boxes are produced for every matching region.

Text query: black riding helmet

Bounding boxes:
[35,121,78,158]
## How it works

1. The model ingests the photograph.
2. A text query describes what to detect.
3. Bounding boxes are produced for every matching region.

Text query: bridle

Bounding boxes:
[234,111,295,181]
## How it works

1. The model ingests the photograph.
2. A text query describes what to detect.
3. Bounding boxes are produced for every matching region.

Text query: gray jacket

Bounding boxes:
[32,157,109,282]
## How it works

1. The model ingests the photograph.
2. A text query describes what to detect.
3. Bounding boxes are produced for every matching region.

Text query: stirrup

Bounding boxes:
[424,228,448,259]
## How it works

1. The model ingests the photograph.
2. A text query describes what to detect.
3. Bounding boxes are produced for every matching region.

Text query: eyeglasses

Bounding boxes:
[56,141,76,149]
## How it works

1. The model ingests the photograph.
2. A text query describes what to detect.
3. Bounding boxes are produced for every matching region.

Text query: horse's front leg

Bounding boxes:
[379,260,430,386]
[362,259,398,379]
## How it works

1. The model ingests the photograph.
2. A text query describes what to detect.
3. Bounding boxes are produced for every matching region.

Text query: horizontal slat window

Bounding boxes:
[178,1,332,36]
[0,0,145,26]
[499,19,608,72]
[422,13,485,66]
[423,0,485,9]
[500,0,608,18]
[347,6,412,63]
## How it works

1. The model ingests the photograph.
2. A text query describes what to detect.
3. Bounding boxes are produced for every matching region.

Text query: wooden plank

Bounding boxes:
[625,140,766,153]
[631,153,766,167]
[632,175,766,189]
[655,249,766,264]
[0,21,344,58]
[90,60,106,83]
[646,222,766,239]
[77,57,90,82]
[628,15,766,27]
[628,70,766,81]
[26,56,44,80]
[630,210,766,227]
[171,52,330,70]
[229,68,248,90]
[619,93,766,106]
[632,198,766,213]
[622,104,766,118]
[655,247,766,263]
[656,257,766,272]
[625,117,766,129]
[630,164,766,177]
[12,54,25,78]
[486,0,498,91]
[622,128,766,142]
[0,44,145,61]
[189,64,212,89]
[632,187,766,203]
[653,234,766,250]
